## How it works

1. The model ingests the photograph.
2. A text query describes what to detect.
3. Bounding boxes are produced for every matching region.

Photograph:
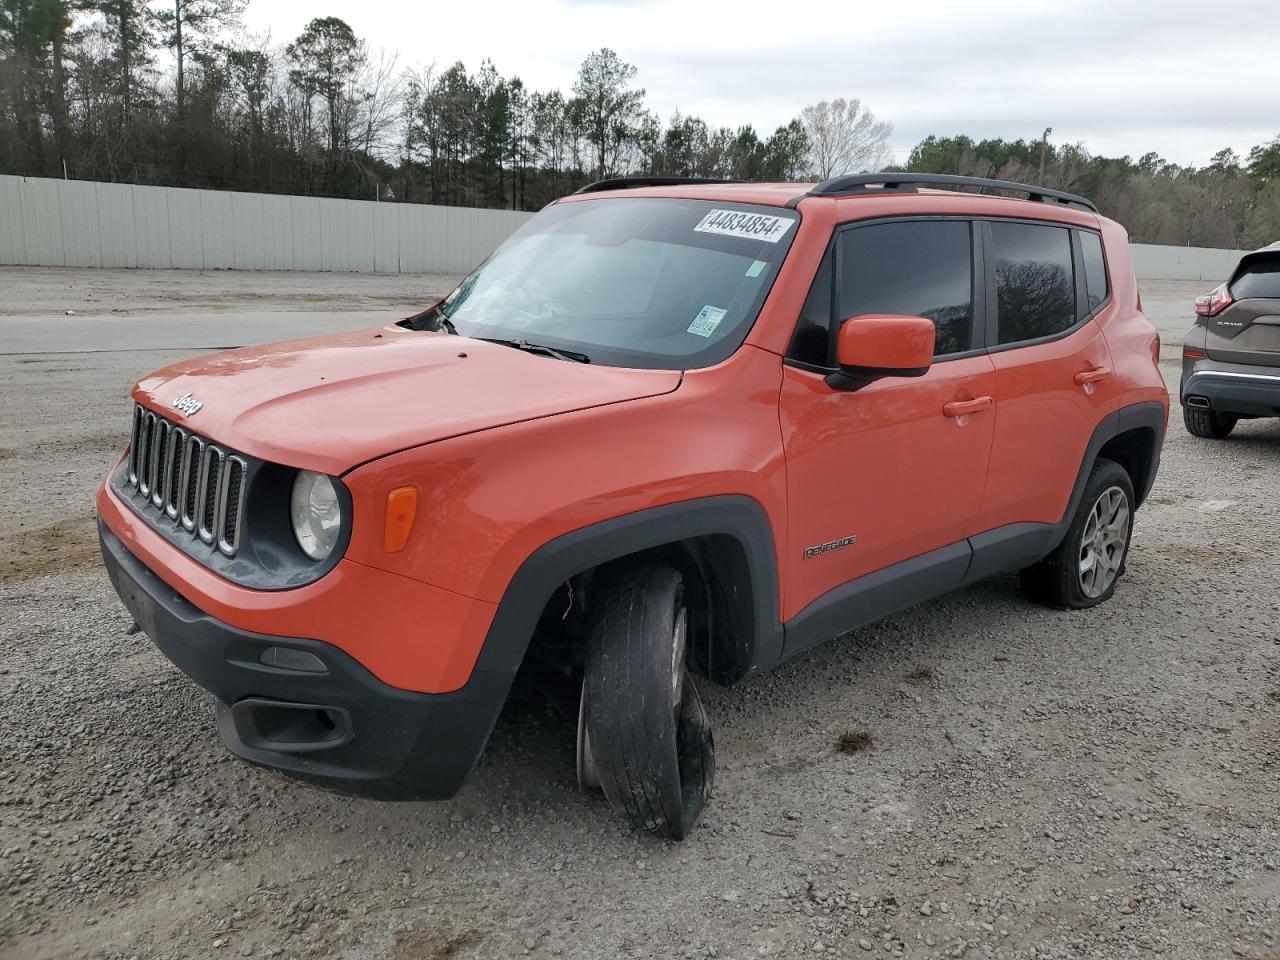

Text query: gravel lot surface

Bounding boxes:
[1,269,1277,960]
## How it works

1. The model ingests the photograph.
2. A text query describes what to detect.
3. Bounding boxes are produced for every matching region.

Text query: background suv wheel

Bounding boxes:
[1183,405,1238,439]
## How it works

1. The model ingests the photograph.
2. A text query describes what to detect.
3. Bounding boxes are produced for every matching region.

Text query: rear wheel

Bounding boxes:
[579,563,714,840]
[1183,405,1237,439]
[1020,458,1135,610]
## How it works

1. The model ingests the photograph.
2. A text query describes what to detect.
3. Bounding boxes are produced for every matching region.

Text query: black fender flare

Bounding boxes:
[473,494,784,678]
[1048,399,1166,553]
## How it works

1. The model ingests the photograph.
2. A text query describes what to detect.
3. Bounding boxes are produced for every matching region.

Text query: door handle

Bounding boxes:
[942,396,993,418]
[1074,367,1111,386]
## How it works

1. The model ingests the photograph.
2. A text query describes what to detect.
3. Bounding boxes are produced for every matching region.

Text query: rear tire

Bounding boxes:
[1020,458,1135,610]
[1183,405,1237,439]
[581,563,714,840]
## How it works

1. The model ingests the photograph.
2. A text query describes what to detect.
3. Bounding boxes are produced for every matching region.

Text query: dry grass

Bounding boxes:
[835,729,876,753]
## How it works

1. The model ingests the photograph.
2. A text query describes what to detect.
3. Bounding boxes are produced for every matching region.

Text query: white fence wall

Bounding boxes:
[1128,243,1242,283]
[0,174,1248,281]
[0,175,532,274]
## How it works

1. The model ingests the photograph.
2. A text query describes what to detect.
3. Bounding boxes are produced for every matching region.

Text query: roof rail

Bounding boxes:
[575,176,744,195]
[808,173,1098,213]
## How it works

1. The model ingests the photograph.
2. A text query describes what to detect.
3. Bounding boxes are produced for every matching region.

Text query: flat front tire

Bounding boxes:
[581,564,714,840]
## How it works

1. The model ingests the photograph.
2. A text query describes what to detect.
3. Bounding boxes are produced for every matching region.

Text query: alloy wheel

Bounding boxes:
[1079,486,1130,599]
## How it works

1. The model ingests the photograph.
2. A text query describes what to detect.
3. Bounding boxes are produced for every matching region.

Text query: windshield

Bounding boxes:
[435,197,799,369]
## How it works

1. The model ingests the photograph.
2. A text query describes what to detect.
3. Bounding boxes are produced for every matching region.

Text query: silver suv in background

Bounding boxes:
[1181,241,1280,438]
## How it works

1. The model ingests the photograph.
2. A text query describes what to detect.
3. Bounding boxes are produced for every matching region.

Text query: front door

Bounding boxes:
[779,218,995,624]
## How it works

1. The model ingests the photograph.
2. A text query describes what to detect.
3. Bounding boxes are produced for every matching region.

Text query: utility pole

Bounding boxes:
[1039,127,1053,182]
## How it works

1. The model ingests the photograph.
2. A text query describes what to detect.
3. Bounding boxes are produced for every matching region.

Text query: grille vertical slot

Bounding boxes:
[197,446,224,543]
[137,412,157,497]
[180,435,203,530]
[217,457,246,556]
[163,427,186,518]
[128,406,143,486]
[150,420,169,507]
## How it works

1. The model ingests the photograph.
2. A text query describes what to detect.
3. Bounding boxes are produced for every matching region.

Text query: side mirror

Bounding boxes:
[827,314,935,391]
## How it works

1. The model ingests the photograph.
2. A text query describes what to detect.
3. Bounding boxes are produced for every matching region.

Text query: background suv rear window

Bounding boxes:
[1231,255,1280,300]
[992,222,1077,345]
[837,220,973,357]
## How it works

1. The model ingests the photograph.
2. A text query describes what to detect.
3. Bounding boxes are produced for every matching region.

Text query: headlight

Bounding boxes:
[290,470,342,561]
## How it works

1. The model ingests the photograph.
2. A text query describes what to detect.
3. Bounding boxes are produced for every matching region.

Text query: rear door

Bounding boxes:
[977,220,1116,534]
[1206,247,1280,365]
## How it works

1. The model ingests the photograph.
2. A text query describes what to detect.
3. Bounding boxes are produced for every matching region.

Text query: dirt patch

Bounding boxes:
[1150,540,1250,566]
[835,729,876,753]
[905,664,935,684]
[0,514,101,582]
[391,929,485,959]
[47,429,126,457]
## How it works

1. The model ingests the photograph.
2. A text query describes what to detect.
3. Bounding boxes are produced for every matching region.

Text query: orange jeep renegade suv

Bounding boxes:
[99,174,1168,839]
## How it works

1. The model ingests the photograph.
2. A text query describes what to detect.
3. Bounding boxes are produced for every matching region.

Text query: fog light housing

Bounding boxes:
[259,646,327,674]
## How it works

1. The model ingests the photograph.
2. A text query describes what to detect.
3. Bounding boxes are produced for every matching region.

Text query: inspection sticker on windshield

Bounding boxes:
[688,305,727,337]
[694,209,795,243]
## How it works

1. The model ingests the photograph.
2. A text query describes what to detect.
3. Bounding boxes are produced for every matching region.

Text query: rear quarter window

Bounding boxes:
[1230,256,1280,300]
[1079,231,1109,312]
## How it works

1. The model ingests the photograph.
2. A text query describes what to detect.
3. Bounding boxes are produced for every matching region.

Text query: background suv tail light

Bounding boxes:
[1195,283,1233,317]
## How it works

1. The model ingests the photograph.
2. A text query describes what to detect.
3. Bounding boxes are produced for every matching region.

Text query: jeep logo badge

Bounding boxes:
[172,393,203,417]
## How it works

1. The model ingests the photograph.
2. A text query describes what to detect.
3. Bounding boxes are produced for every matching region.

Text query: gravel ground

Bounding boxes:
[1,269,1277,960]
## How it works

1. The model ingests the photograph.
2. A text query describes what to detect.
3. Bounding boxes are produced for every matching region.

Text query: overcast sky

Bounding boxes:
[245,0,1277,168]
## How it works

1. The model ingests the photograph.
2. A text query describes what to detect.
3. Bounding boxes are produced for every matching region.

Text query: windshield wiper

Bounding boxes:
[482,338,590,363]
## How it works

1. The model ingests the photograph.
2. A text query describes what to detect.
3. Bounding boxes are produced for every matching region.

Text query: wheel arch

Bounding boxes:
[473,495,784,686]
[1097,422,1162,508]
[1049,401,1165,554]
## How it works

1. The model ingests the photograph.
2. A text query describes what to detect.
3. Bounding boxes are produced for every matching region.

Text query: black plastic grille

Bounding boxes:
[123,403,246,557]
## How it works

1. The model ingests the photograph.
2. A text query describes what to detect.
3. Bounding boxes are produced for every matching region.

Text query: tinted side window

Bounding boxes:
[788,247,834,366]
[992,222,1076,345]
[837,220,973,357]
[1080,231,1109,312]
[1231,255,1280,300]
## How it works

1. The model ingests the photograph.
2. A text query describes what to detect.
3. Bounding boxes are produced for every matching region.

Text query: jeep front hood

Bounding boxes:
[133,325,682,475]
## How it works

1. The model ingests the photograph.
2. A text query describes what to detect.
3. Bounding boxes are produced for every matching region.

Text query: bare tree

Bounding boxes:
[154,0,242,136]
[350,48,400,158]
[800,97,892,179]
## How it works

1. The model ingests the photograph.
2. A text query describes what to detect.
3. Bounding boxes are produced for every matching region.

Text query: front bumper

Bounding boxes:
[1180,360,1280,419]
[100,521,514,799]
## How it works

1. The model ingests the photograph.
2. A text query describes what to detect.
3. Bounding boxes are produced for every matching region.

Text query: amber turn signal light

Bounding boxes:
[384,486,418,553]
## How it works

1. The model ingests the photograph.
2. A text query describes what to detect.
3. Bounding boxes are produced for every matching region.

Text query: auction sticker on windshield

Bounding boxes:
[694,209,795,243]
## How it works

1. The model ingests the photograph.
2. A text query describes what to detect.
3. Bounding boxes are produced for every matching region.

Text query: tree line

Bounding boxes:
[0,5,829,208]
[900,133,1280,250]
[2,3,1278,248]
